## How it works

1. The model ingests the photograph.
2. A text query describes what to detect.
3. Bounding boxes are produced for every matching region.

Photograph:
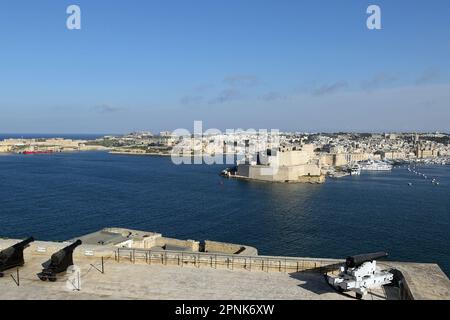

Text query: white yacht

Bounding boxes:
[360,160,393,171]
[349,163,361,176]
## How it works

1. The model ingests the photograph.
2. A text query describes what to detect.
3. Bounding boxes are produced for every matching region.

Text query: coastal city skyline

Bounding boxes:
[1,0,450,133]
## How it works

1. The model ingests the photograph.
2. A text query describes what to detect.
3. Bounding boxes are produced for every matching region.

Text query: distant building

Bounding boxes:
[0,145,12,153]
[236,144,324,183]
[415,143,438,158]
[381,150,407,160]
[320,152,372,167]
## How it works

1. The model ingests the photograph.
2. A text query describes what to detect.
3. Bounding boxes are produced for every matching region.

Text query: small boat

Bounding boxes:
[22,150,53,155]
[360,160,393,171]
[349,164,361,176]
[220,166,237,177]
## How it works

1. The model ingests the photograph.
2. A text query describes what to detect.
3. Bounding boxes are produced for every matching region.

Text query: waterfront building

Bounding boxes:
[416,144,439,159]
[381,150,408,160]
[319,152,373,167]
[235,144,324,183]
[0,145,12,153]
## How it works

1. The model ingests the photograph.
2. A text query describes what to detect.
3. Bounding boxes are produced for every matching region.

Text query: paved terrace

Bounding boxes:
[0,239,449,300]
[0,255,388,300]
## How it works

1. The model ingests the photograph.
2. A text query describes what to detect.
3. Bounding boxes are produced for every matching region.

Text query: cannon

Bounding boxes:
[327,252,393,299]
[38,240,82,282]
[345,252,388,268]
[0,237,35,277]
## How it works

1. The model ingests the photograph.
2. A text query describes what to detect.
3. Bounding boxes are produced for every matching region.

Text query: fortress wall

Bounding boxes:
[155,237,200,251]
[244,165,322,182]
[0,240,115,261]
[204,240,258,256]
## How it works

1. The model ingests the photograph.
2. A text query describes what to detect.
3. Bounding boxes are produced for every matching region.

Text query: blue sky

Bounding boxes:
[0,0,449,133]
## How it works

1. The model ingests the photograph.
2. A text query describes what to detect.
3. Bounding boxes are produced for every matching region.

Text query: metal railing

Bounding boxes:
[115,247,343,274]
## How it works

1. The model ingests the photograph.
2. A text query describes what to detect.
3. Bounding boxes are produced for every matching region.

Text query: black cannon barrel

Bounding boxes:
[12,237,35,249]
[63,240,82,252]
[346,252,388,268]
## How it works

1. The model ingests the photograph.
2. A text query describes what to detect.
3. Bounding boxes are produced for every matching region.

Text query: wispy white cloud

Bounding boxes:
[180,95,204,105]
[92,104,119,114]
[362,73,398,91]
[258,91,287,102]
[193,84,214,93]
[416,68,440,85]
[192,83,450,132]
[209,88,242,104]
[313,81,348,96]
[224,74,261,87]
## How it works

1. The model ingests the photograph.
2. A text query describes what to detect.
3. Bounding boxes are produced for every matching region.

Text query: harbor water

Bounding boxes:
[0,151,449,275]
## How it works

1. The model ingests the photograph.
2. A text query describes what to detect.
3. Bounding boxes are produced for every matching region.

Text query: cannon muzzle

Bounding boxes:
[12,237,35,249]
[346,252,388,268]
[63,239,82,252]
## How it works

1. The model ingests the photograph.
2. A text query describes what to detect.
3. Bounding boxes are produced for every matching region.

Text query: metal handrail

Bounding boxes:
[115,247,343,273]
[118,247,340,263]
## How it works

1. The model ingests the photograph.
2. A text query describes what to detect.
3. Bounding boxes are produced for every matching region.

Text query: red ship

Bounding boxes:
[22,150,54,155]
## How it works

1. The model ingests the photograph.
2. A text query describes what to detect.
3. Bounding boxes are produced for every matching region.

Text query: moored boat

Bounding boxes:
[360,160,393,171]
[22,150,53,155]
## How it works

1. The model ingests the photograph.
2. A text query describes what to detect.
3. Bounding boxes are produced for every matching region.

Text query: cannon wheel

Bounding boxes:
[356,293,363,300]
[38,273,48,281]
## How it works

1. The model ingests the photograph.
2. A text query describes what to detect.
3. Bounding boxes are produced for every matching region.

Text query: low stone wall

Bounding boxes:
[155,237,200,252]
[235,163,325,183]
[297,175,326,184]
[231,173,325,184]
[385,261,450,300]
[204,240,258,256]
[0,240,115,261]
[117,247,341,274]
[204,240,243,254]
[0,239,346,274]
